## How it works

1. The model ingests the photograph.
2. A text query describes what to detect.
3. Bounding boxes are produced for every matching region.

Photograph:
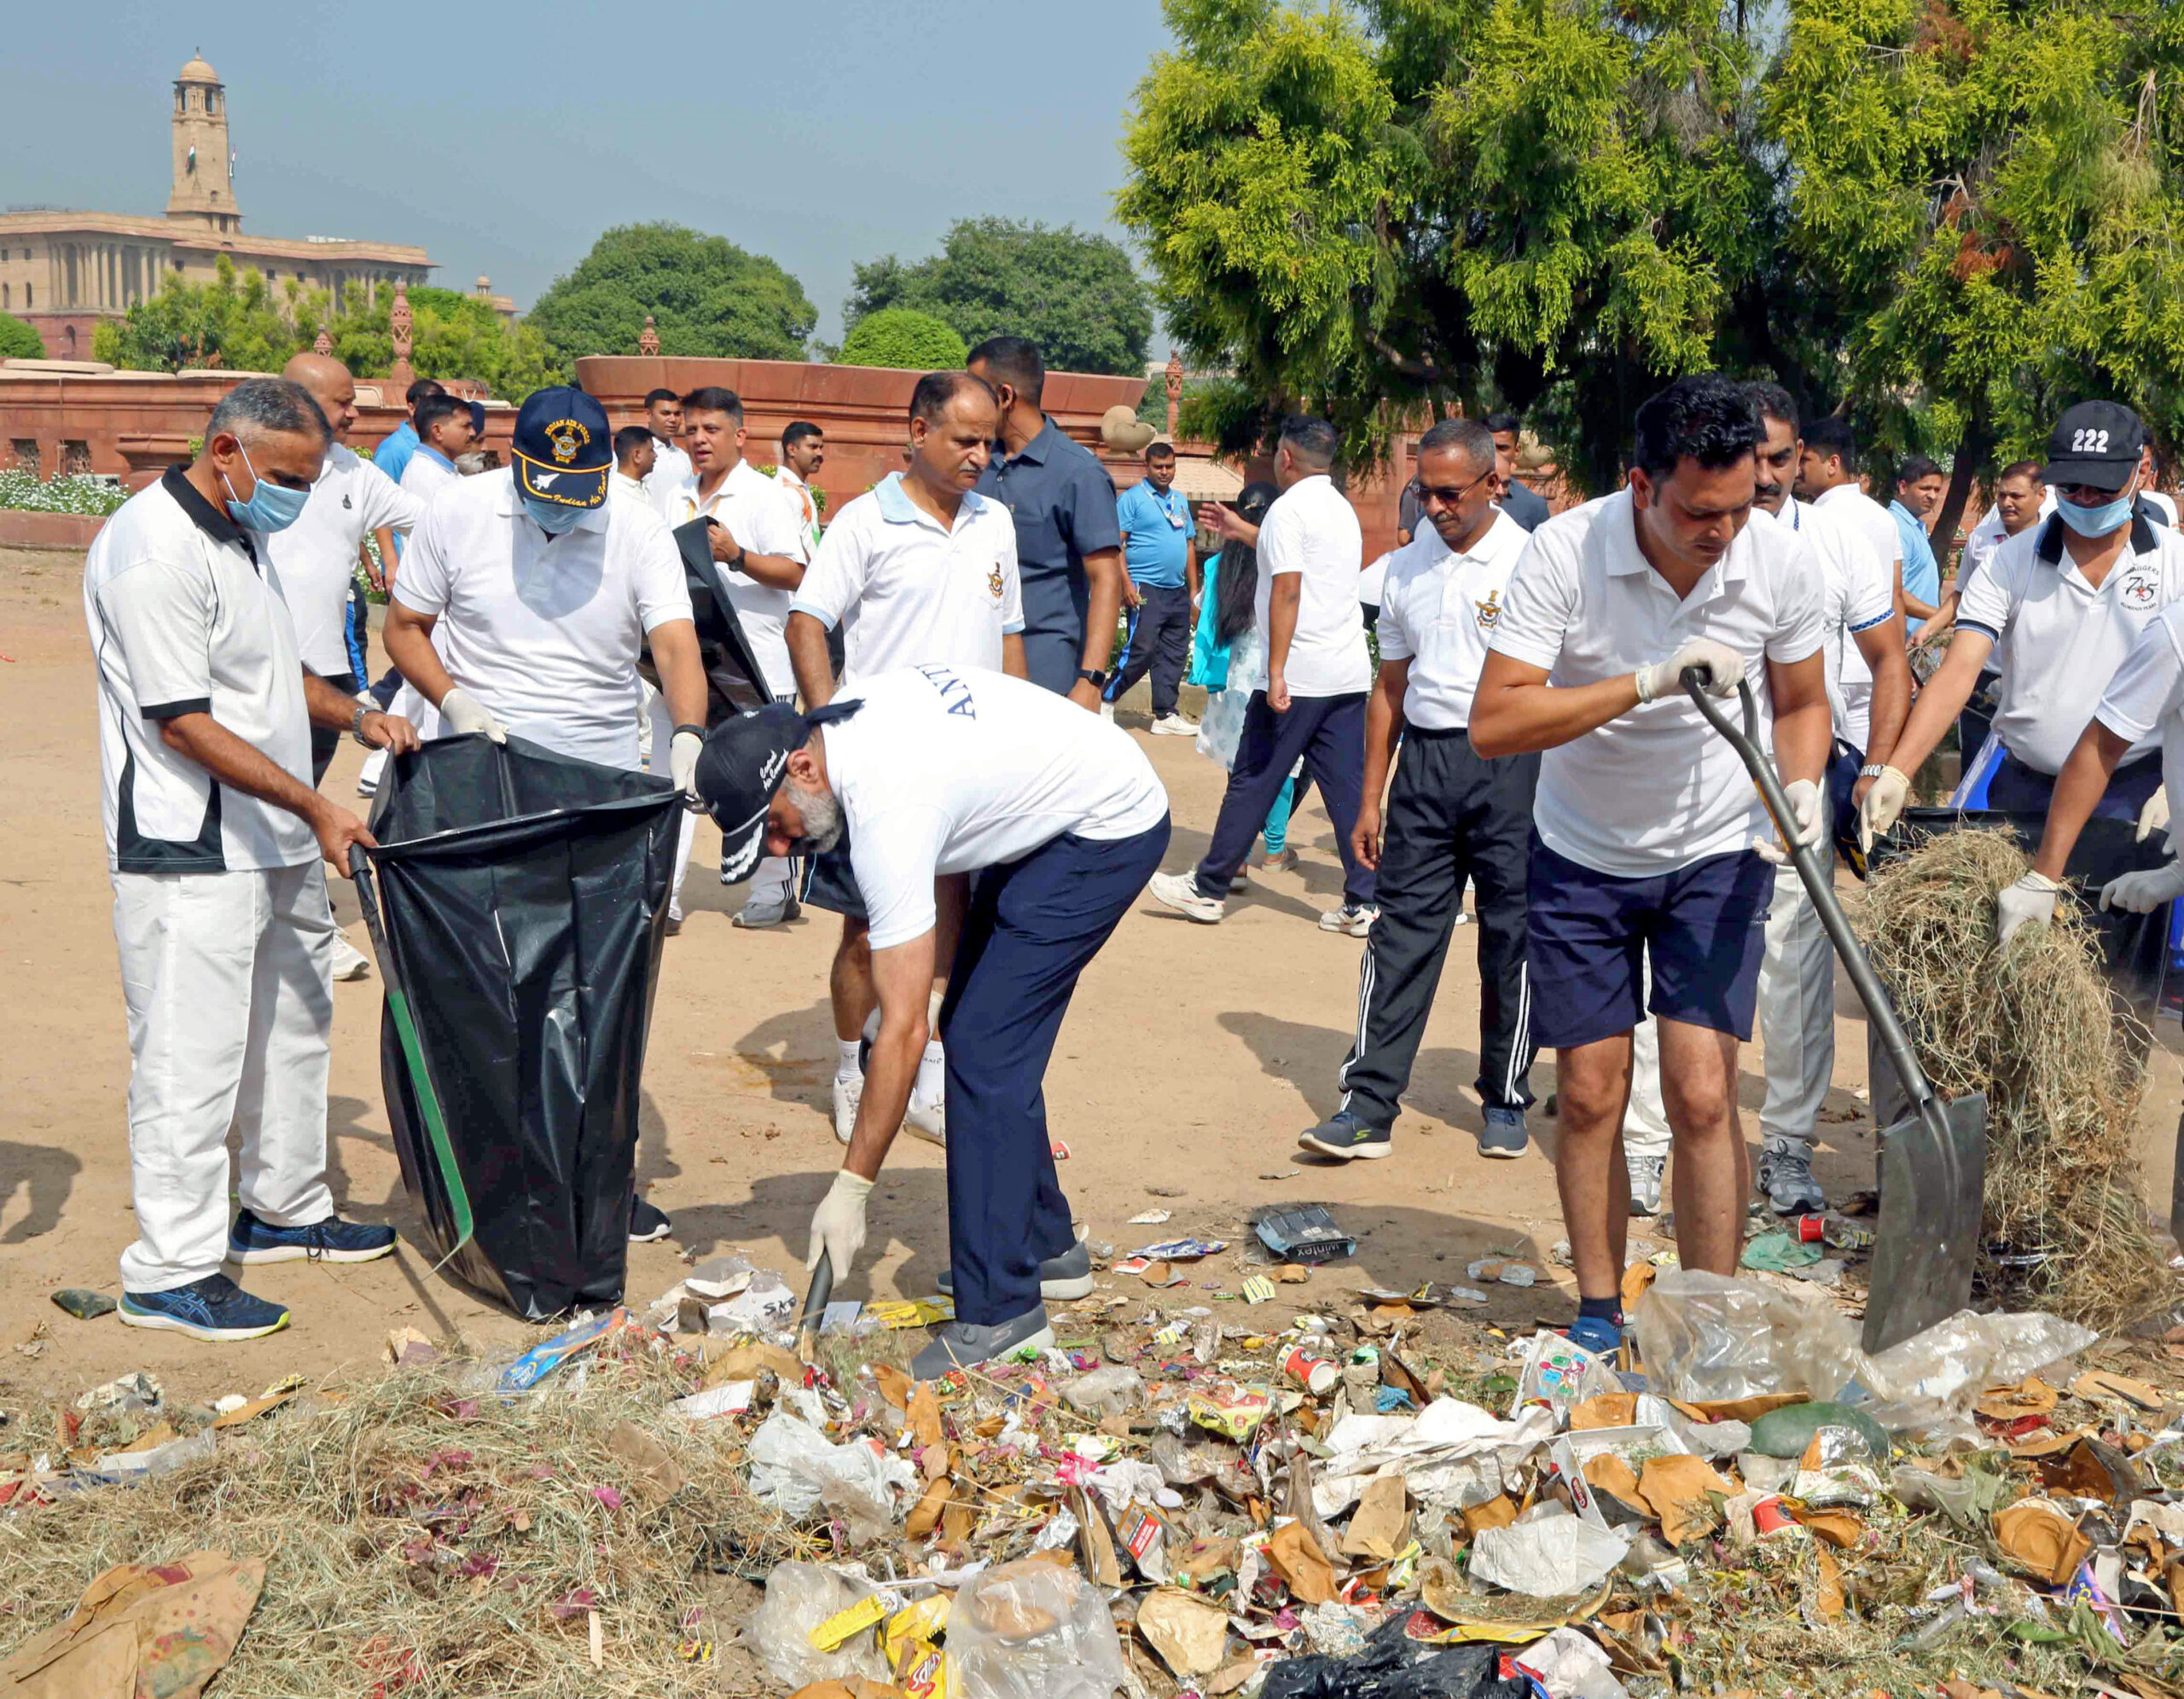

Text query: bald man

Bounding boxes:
[269,353,423,979]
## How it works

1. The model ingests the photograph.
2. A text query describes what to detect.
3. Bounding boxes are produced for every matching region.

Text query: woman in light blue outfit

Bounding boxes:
[1190,482,1305,863]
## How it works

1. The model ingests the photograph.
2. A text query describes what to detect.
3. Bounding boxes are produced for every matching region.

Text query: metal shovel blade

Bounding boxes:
[1862,1090,1988,1354]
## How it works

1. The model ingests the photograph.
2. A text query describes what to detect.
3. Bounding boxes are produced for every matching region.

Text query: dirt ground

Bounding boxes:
[3,542,2180,1415]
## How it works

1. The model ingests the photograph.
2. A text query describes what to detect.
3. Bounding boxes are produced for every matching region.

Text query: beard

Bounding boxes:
[784,779,844,855]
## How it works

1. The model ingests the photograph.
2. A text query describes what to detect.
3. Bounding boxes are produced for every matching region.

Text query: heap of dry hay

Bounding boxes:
[1856,826,2169,1331]
[0,1348,805,1698]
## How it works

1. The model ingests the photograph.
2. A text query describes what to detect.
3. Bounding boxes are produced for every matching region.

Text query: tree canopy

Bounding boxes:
[0,311,43,362]
[838,307,969,370]
[845,217,1154,376]
[327,287,563,399]
[526,223,816,366]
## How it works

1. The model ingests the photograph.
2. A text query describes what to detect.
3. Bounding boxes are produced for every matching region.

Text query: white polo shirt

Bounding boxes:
[775,465,824,554]
[84,468,317,873]
[1489,491,1826,877]
[1956,512,2184,773]
[1786,498,1895,752]
[1256,473,1371,698]
[1811,482,1902,585]
[2094,604,2184,812]
[642,438,694,514]
[825,666,1170,949]
[610,471,651,507]
[399,445,462,513]
[392,467,694,768]
[261,444,421,677]
[1374,511,1530,730]
[790,474,1025,687]
[662,459,810,698]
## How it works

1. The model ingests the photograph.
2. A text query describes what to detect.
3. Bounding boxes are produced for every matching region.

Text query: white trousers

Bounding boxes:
[112,864,337,1291]
[646,688,791,921]
[1754,843,1833,1156]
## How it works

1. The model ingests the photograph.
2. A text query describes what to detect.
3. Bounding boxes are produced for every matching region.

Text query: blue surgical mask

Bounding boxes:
[221,444,311,533]
[521,492,588,536]
[2058,490,2134,537]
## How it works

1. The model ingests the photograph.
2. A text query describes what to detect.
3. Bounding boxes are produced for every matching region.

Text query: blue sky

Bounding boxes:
[3,0,1175,345]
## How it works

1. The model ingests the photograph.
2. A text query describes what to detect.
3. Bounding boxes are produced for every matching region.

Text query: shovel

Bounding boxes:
[1682,674,1985,1354]
[794,1251,834,1367]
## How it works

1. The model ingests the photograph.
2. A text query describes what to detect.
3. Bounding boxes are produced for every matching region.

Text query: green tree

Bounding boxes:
[837,307,969,370]
[92,257,308,373]
[846,217,1153,375]
[0,311,42,362]
[526,223,816,366]
[328,287,566,398]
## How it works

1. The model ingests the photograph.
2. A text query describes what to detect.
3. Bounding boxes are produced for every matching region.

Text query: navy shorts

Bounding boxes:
[1525,834,1774,1048]
[798,823,866,923]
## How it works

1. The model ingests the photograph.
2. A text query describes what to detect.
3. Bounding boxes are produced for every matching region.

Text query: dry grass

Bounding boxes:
[1856,827,2169,1331]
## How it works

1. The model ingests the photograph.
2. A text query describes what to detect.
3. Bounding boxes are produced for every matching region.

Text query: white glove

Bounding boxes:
[669,729,704,811]
[1756,777,1825,863]
[2100,859,2184,914]
[807,1169,873,1276]
[2138,786,2170,848]
[1857,766,1910,852]
[440,687,508,744]
[1635,637,1744,704]
[1996,870,2059,942]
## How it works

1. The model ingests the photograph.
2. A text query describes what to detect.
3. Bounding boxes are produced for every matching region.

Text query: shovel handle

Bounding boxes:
[795,1251,834,1358]
[1682,671,1940,1116]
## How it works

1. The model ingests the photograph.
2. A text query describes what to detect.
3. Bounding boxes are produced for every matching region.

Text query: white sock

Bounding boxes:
[915,1039,944,1103]
[834,1037,861,1082]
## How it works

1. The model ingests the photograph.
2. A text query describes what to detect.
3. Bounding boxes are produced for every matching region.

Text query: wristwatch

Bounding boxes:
[1859,763,1890,780]
[1077,667,1110,690]
[351,703,375,749]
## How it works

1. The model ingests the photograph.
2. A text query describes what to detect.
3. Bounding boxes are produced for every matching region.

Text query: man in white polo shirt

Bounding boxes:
[660,385,811,930]
[1472,374,1832,1357]
[639,388,692,513]
[382,386,709,1243]
[775,420,827,555]
[1863,403,2184,852]
[787,371,1027,1146]
[1148,415,1378,935]
[1796,416,1905,621]
[1295,418,1540,1164]
[86,378,419,1342]
[694,665,1169,1377]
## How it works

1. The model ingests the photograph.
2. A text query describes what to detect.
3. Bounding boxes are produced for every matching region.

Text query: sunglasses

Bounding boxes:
[1416,467,1496,506]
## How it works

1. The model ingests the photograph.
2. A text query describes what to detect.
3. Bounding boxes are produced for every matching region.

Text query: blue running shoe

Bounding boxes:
[1565,1313,1623,1356]
[1478,1105,1529,1159]
[1298,1110,1392,1162]
[119,1273,290,1342]
[229,1209,397,1266]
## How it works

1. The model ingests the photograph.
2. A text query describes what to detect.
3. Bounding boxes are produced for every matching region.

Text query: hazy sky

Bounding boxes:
[4,0,1174,345]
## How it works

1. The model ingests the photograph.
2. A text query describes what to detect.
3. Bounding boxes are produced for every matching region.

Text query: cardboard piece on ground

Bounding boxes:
[1071,1485,1123,1589]
[607,1420,687,1510]
[904,1475,951,1540]
[0,1548,264,1699]
[1209,1660,1263,1695]
[1461,1494,1519,1537]
[211,1389,296,1429]
[1975,1377,2058,1420]
[1569,1394,1638,1431]
[1621,1261,1658,1314]
[1995,1499,2094,1586]
[1266,1518,1337,1603]
[1582,1454,1651,1521]
[1339,1476,1410,1561]
[2071,1371,2165,1410]
[1664,1394,1804,1425]
[703,1341,804,1389]
[873,1364,913,1412]
[1137,1586,1232,1678]
[1790,1505,1863,1549]
[1814,1546,1845,1621]
[1176,1536,1240,1583]
[906,1383,944,1450]
[1637,1455,1729,1545]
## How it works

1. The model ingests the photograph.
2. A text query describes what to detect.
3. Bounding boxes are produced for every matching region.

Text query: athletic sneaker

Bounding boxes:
[937,1238,1094,1302]
[1257,846,1300,875]
[229,1209,397,1265]
[1757,1137,1826,1215]
[1452,910,1472,928]
[1628,1152,1667,1216]
[1150,712,1199,736]
[1478,1105,1529,1159]
[905,1090,946,1147]
[1318,904,1379,937]
[831,1074,862,1145]
[910,1305,1056,1381]
[330,931,373,982]
[119,1273,290,1342]
[630,1198,673,1243]
[1148,870,1225,924]
[1564,1313,1623,1356]
[733,893,800,930]
[1298,1110,1392,1162]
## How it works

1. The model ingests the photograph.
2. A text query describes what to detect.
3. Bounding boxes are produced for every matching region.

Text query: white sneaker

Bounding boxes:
[1099,702,1116,722]
[1148,869,1225,924]
[1453,910,1472,928]
[1627,1152,1666,1215]
[831,1073,861,1145]
[329,930,372,982]
[1150,712,1199,736]
[357,746,388,797]
[905,1090,947,1147]
[1318,903,1379,937]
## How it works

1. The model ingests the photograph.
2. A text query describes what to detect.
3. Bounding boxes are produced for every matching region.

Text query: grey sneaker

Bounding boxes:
[1757,1136,1826,1215]
[733,892,800,930]
[1297,1110,1391,1162]
[911,1305,1055,1380]
[1627,1152,1666,1216]
[1478,1105,1528,1159]
[936,1239,1094,1302]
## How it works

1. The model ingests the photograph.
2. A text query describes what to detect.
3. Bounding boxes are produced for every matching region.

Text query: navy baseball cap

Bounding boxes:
[695,702,807,882]
[512,386,612,510]
[2042,402,2146,493]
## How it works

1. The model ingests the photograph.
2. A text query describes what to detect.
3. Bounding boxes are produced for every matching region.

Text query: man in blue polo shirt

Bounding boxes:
[1103,441,1200,734]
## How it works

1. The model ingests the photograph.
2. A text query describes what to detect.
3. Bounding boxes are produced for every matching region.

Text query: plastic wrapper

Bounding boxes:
[1469,1505,1629,1597]
[946,1559,1133,1699]
[1516,1627,1630,1699]
[746,1411,916,1540]
[1061,1366,1144,1419]
[1515,1331,1622,1424]
[745,1561,890,1690]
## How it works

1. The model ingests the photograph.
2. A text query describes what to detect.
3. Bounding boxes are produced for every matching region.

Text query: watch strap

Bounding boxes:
[1860,763,1889,780]
[672,723,706,740]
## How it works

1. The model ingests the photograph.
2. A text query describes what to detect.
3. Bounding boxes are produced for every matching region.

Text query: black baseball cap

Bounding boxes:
[2042,402,2146,493]
[694,702,806,882]
[512,386,612,510]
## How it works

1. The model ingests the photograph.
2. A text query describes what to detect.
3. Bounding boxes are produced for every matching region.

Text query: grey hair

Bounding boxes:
[206,377,332,449]
[1415,417,1495,473]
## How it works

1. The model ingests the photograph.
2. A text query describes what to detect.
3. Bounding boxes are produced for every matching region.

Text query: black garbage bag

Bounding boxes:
[362,732,682,1319]
[638,517,776,710]
[1260,1613,1533,1699]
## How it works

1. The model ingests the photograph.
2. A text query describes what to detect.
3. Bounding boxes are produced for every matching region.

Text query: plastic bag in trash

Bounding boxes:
[1514,1331,1622,1424]
[745,1561,890,1690]
[1261,1610,1534,1699]
[1061,1366,1144,1419]
[746,1411,916,1540]
[946,1558,1134,1699]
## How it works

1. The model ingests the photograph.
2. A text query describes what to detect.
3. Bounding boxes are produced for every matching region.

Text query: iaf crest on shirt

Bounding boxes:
[1475,589,1502,629]
[989,562,1005,603]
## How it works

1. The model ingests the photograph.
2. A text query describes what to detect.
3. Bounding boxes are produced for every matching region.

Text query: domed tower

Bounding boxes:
[168,51,238,231]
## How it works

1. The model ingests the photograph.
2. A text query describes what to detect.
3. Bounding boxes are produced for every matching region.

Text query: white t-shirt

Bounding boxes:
[1811,482,1902,583]
[398,446,462,512]
[825,666,1170,949]
[261,443,421,676]
[1357,551,1391,610]
[1255,474,1371,698]
[1786,497,1896,752]
[775,465,824,554]
[1956,513,2184,773]
[662,458,810,698]
[642,438,693,513]
[84,470,317,873]
[392,467,694,768]
[1489,490,1826,877]
[2095,604,2184,815]
[1374,512,1530,730]
[790,475,1024,687]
